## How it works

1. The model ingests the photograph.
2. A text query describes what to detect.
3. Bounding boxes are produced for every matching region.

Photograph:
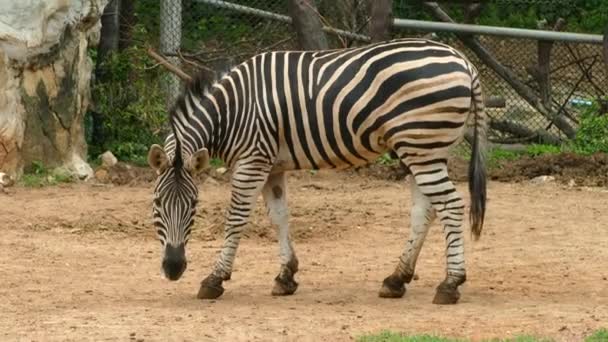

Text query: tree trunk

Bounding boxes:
[118,0,136,51]
[92,0,121,154]
[535,19,566,109]
[0,0,107,180]
[369,0,393,42]
[603,23,608,74]
[463,3,483,23]
[97,0,121,68]
[288,0,328,50]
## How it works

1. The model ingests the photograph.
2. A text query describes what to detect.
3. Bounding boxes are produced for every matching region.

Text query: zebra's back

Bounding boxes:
[250,39,477,172]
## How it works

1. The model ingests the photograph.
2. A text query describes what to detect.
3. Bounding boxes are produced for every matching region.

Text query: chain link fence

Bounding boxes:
[151,0,607,147]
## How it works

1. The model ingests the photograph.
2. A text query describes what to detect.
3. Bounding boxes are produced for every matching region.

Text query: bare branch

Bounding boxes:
[490,119,562,145]
[146,48,192,82]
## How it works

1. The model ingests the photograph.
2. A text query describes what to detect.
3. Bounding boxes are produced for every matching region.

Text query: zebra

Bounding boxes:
[147,38,487,305]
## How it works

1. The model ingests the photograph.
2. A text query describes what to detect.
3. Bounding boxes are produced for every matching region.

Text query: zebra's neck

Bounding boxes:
[169,63,257,167]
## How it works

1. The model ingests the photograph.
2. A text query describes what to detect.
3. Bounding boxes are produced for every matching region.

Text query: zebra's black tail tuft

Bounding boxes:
[468,73,487,240]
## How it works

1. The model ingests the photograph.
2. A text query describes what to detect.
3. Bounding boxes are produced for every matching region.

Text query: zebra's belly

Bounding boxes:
[270,140,384,174]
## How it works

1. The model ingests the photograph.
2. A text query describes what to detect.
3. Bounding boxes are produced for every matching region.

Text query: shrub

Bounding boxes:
[569,101,608,155]
[87,28,168,165]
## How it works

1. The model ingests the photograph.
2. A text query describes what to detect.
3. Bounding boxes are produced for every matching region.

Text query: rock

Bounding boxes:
[0,172,14,187]
[568,179,576,187]
[216,167,228,175]
[108,162,137,185]
[67,153,94,181]
[0,0,108,180]
[530,175,555,184]
[100,151,118,168]
[205,177,219,186]
[94,168,109,183]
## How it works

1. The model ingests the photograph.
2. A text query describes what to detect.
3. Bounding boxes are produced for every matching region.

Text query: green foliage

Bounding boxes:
[395,0,606,33]
[210,158,224,168]
[89,0,607,171]
[569,102,608,155]
[524,144,561,156]
[477,5,538,29]
[379,143,561,170]
[478,0,606,33]
[477,100,608,167]
[377,152,399,166]
[178,0,289,52]
[188,15,250,47]
[30,160,46,175]
[563,0,608,33]
[488,148,522,168]
[88,35,167,164]
[487,144,561,168]
[20,161,74,187]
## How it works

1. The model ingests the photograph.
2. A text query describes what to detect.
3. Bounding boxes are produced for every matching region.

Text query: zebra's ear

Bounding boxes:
[187,148,210,174]
[148,144,168,173]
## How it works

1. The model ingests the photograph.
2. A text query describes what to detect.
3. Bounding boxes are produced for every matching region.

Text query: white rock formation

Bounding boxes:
[100,150,118,169]
[0,0,107,179]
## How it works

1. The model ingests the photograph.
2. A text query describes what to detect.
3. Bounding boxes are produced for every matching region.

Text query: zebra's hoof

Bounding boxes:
[432,285,460,305]
[197,284,224,299]
[378,275,406,298]
[197,275,225,299]
[271,277,298,296]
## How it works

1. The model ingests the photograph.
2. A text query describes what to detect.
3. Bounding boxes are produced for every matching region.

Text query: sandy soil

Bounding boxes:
[1,171,607,342]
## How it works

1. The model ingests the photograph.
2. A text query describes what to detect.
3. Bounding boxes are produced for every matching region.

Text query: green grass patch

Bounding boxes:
[20,161,74,187]
[210,157,224,168]
[524,144,561,156]
[356,331,551,342]
[376,152,399,166]
[373,143,563,171]
[357,331,463,342]
[585,329,608,342]
[487,144,563,169]
[357,329,608,342]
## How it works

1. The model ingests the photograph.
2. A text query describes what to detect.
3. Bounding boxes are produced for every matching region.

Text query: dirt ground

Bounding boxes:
[1,169,608,342]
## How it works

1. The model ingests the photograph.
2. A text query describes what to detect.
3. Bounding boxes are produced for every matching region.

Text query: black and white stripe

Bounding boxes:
[150,38,487,303]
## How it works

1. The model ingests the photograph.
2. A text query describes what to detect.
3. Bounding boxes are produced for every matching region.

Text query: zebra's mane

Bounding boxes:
[167,70,225,168]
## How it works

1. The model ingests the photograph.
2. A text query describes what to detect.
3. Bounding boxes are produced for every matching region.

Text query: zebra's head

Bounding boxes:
[147,137,209,281]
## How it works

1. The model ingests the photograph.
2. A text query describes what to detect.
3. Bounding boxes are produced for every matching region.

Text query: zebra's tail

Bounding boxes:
[469,72,487,240]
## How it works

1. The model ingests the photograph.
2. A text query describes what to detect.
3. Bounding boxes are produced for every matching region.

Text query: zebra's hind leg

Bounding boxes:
[409,160,467,305]
[379,178,435,298]
[197,161,271,300]
[262,172,299,296]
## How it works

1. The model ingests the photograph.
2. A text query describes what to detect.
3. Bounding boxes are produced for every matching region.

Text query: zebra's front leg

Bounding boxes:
[197,163,271,300]
[380,178,435,298]
[262,172,299,296]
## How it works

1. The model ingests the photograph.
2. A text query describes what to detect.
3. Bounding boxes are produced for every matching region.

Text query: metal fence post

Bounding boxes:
[160,0,183,108]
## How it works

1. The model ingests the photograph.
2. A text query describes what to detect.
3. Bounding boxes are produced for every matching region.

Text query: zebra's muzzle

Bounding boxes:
[162,243,187,281]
